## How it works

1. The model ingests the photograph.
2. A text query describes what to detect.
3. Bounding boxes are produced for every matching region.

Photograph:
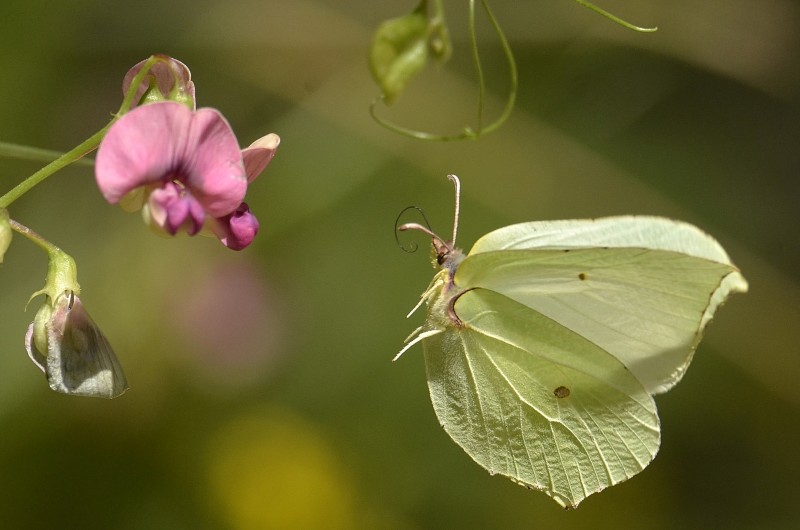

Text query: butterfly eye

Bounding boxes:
[434,240,450,265]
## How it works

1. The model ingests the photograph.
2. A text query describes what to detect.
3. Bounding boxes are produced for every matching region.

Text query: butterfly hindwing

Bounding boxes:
[423,288,659,508]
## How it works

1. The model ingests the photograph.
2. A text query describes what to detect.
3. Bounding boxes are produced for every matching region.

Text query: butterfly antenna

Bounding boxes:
[447,174,461,248]
[395,206,442,252]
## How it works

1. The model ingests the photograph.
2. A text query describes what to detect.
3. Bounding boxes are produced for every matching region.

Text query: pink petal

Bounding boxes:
[96,102,192,203]
[96,103,248,218]
[242,133,280,183]
[149,184,206,235]
[182,108,248,217]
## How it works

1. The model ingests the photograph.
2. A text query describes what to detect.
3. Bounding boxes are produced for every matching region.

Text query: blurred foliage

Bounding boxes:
[0,0,798,528]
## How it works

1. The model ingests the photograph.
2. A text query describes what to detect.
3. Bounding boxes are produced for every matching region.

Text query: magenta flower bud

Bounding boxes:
[210,203,260,251]
[203,134,279,250]
[123,55,196,109]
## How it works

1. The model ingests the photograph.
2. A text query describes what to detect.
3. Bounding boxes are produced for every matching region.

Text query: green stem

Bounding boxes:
[9,218,61,255]
[468,0,485,134]
[118,55,161,114]
[572,0,657,32]
[0,122,112,209]
[0,142,94,167]
[11,218,80,300]
[474,0,517,136]
[0,54,162,209]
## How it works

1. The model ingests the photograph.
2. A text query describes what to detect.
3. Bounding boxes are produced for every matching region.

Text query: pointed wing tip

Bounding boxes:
[730,271,749,294]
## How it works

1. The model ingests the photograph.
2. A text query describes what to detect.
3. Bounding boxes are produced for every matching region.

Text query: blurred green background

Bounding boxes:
[1,0,798,528]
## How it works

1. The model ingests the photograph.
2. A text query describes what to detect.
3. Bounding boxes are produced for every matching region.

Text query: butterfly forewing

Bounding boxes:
[469,216,738,263]
[453,248,739,394]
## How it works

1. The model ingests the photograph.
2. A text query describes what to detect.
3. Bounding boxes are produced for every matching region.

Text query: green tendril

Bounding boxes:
[572,0,657,32]
[370,0,517,141]
[370,1,654,140]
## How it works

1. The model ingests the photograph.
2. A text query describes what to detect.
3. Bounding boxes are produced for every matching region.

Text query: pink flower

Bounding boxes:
[95,101,279,249]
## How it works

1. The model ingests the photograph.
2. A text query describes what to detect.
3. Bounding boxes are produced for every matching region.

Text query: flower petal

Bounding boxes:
[182,108,248,217]
[148,183,206,236]
[242,133,280,183]
[96,102,193,203]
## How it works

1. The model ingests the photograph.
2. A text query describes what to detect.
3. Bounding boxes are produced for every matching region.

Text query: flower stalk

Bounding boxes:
[0,55,166,209]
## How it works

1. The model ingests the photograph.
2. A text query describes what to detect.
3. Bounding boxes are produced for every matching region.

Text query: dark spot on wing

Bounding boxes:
[554,386,570,398]
[578,272,587,281]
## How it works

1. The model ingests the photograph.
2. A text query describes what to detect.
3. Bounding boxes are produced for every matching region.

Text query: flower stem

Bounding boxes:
[11,218,81,300]
[0,55,161,209]
[0,122,112,209]
[8,218,62,255]
[0,141,95,167]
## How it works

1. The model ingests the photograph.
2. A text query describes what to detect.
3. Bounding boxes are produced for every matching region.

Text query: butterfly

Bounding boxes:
[395,175,747,508]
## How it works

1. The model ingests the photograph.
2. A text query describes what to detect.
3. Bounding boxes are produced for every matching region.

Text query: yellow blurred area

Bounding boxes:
[207,406,356,530]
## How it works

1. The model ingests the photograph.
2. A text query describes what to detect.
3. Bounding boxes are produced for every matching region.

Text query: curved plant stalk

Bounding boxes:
[0,56,161,209]
[0,125,110,209]
[471,0,516,137]
[0,142,94,167]
[573,0,657,32]
[370,1,655,140]
[370,0,517,141]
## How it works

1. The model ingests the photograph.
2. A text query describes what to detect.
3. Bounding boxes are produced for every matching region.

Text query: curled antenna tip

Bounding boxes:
[395,206,434,253]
